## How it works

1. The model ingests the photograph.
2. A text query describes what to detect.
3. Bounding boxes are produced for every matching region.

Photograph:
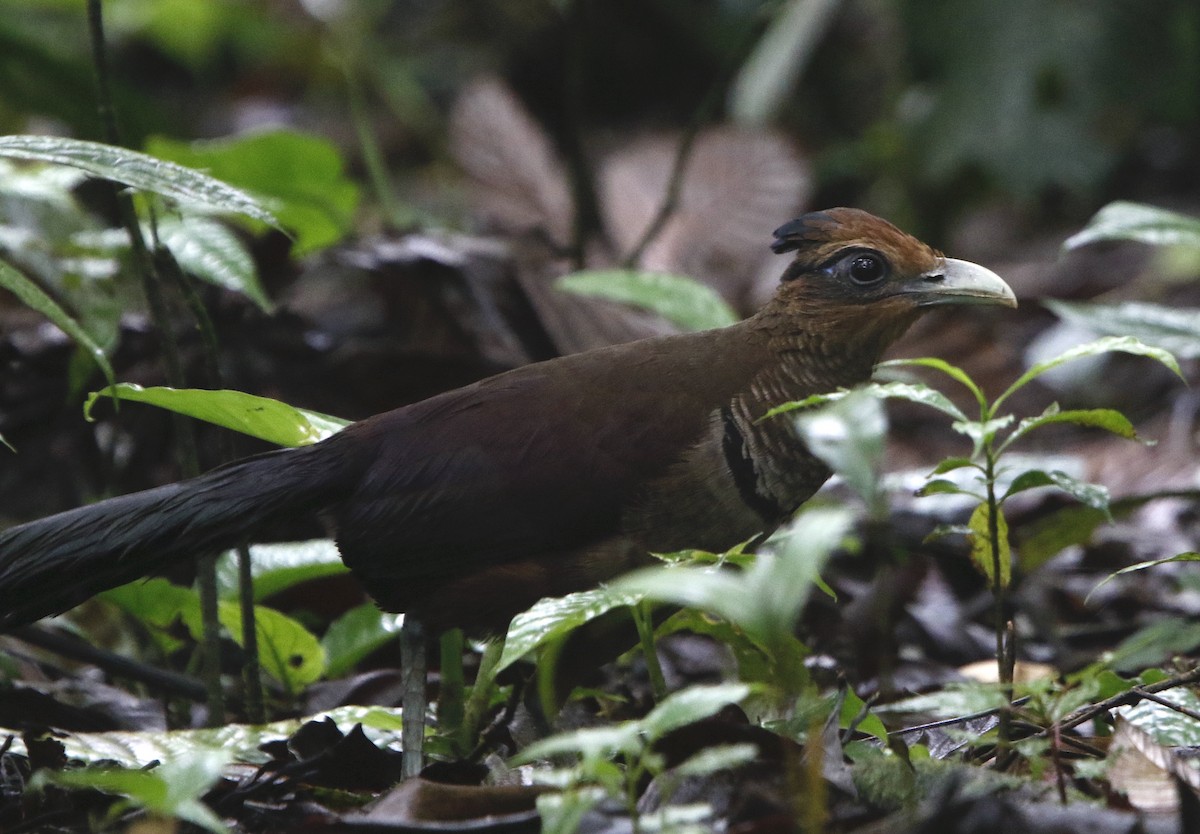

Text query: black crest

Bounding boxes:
[771,211,835,254]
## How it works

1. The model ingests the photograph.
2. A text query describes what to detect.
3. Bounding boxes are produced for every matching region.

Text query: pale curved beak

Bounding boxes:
[903,258,1017,308]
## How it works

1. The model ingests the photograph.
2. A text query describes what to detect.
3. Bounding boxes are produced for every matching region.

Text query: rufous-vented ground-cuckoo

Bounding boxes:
[0,209,1015,634]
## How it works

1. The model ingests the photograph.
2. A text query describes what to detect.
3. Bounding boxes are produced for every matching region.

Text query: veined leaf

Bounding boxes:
[1001,469,1111,516]
[930,457,978,475]
[1004,403,1140,450]
[1046,299,1200,361]
[0,135,278,226]
[1065,201,1200,251]
[1087,552,1200,603]
[499,586,646,672]
[215,540,347,601]
[146,130,359,254]
[557,270,738,332]
[0,258,115,389]
[967,502,1011,589]
[85,384,349,446]
[216,601,325,694]
[995,336,1182,409]
[639,683,752,740]
[322,603,404,679]
[879,357,986,409]
[154,214,271,312]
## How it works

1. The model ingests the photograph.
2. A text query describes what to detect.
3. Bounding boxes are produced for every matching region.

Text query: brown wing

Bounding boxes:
[328,326,768,586]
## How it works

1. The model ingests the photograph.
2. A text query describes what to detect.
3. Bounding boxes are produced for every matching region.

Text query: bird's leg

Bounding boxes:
[400,616,427,778]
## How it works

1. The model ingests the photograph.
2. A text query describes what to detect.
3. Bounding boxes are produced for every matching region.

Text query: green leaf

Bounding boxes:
[1118,688,1200,747]
[102,578,200,653]
[216,600,325,694]
[498,586,646,673]
[0,257,115,389]
[952,415,1014,456]
[146,130,359,254]
[1002,469,1111,515]
[32,749,231,834]
[916,479,972,498]
[85,383,349,446]
[514,723,644,765]
[840,687,889,743]
[639,683,751,741]
[967,502,1011,589]
[154,213,271,312]
[1004,403,1140,450]
[930,457,978,475]
[673,743,759,777]
[1045,299,1200,361]
[556,269,739,332]
[0,135,278,226]
[1065,201,1200,251]
[1017,505,1107,571]
[879,357,985,409]
[215,540,347,601]
[995,336,1183,410]
[322,603,405,679]
[763,380,968,424]
[793,391,888,517]
[1087,552,1200,604]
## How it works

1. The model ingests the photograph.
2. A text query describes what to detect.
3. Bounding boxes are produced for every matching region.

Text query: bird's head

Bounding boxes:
[763,208,1015,350]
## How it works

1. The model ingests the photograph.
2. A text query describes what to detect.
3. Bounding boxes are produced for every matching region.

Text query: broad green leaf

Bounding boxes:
[793,391,887,517]
[1003,403,1140,450]
[967,502,1011,589]
[322,603,405,679]
[1117,689,1200,747]
[498,586,645,672]
[154,213,270,311]
[640,683,751,740]
[1001,469,1110,515]
[916,479,974,498]
[1018,505,1106,571]
[557,269,738,332]
[1065,201,1200,251]
[1087,552,1200,603]
[930,457,978,475]
[764,380,968,424]
[840,687,889,743]
[879,357,986,409]
[0,257,115,389]
[146,130,359,254]
[0,135,278,226]
[514,723,643,765]
[674,743,759,777]
[995,336,1182,409]
[32,749,231,834]
[1046,299,1200,361]
[875,681,1008,719]
[952,415,1014,455]
[215,539,347,601]
[657,609,772,685]
[85,383,349,446]
[103,577,200,653]
[216,600,325,694]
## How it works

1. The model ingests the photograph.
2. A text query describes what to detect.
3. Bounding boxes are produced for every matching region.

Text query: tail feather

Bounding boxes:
[0,443,340,629]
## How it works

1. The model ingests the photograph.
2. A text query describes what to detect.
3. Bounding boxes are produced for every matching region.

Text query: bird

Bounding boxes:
[0,208,1015,636]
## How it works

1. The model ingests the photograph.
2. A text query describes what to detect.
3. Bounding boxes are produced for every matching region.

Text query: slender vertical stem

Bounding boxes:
[237,543,265,724]
[984,448,1013,759]
[632,602,667,703]
[86,0,223,723]
[438,629,466,756]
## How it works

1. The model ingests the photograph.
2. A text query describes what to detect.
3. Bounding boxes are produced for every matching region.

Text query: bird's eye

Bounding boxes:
[848,253,886,285]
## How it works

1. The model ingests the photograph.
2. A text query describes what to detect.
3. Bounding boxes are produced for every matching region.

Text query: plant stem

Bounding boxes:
[633,602,668,703]
[983,447,1014,758]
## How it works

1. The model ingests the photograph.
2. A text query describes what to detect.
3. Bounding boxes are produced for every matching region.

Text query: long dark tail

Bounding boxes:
[0,442,345,630]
